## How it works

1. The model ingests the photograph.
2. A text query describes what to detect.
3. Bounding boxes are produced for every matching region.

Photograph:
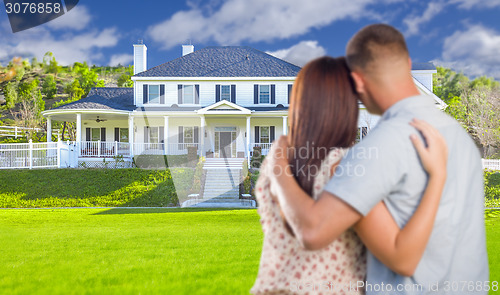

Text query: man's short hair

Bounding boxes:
[346,24,409,72]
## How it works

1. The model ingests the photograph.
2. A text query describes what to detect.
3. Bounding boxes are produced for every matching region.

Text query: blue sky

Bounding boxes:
[1,0,500,79]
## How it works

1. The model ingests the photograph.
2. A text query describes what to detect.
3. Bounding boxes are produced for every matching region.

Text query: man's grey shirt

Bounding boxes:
[324,95,489,294]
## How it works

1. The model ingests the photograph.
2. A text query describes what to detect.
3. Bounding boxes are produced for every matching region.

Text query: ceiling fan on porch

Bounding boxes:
[96,116,107,123]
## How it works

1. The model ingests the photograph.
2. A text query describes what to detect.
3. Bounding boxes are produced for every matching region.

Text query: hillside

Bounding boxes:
[0,54,133,134]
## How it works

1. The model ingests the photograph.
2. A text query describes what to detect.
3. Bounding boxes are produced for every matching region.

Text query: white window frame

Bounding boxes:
[91,128,100,142]
[148,127,159,144]
[183,126,194,144]
[119,128,129,143]
[148,85,160,104]
[259,85,270,104]
[220,85,231,101]
[259,126,270,144]
[182,85,195,104]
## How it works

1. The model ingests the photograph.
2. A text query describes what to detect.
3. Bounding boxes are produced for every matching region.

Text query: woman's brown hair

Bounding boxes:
[288,56,359,195]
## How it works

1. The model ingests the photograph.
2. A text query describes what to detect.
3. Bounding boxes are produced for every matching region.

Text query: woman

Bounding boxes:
[251,57,447,294]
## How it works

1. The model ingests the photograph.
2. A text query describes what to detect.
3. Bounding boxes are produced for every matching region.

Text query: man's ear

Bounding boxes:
[350,71,365,94]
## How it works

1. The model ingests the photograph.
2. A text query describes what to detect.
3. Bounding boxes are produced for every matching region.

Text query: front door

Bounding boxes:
[220,132,232,158]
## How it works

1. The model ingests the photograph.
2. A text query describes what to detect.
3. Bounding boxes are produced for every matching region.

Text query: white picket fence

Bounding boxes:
[0,140,59,169]
[482,159,500,171]
[0,126,43,138]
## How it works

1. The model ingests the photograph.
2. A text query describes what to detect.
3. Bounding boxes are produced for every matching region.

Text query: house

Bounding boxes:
[41,43,445,168]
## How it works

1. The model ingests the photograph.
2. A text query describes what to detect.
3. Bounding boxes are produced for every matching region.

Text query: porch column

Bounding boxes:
[164,116,169,155]
[246,116,251,167]
[128,115,134,157]
[200,116,206,157]
[46,117,52,142]
[282,116,288,136]
[76,113,82,142]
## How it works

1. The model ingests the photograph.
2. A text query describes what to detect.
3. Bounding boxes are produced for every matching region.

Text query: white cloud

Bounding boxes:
[435,24,500,79]
[266,41,326,67]
[404,2,446,37]
[0,21,120,65]
[109,54,133,66]
[46,5,92,31]
[147,0,386,50]
[450,0,500,9]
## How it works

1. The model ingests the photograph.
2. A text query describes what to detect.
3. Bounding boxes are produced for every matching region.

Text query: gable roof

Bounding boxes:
[54,87,134,111]
[411,62,436,71]
[133,46,301,78]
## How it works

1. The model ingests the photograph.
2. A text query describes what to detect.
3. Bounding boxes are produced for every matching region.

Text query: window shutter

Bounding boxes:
[231,85,236,103]
[270,126,275,142]
[178,85,183,104]
[215,85,221,102]
[254,84,259,104]
[143,84,148,104]
[159,127,164,143]
[178,126,184,143]
[194,126,199,143]
[115,128,119,142]
[195,85,200,104]
[100,128,106,141]
[144,127,149,143]
[160,85,165,104]
[288,84,292,104]
[254,126,259,143]
[271,84,276,104]
[86,128,90,141]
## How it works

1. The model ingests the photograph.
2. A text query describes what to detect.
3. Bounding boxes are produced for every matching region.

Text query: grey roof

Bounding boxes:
[412,62,436,71]
[134,46,301,78]
[54,88,134,111]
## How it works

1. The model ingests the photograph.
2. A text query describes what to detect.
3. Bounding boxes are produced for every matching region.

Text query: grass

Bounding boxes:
[0,169,194,208]
[485,209,500,290]
[0,208,263,295]
[0,208,498,294]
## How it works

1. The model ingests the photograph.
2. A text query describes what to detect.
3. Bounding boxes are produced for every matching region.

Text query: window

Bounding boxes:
[221,85,231,101]
[259,85,270,104]
[259,126,270,143]
[91,128,100,141]
[183,127,194,143]
[149,127,159,143]
[119,128,129,142]
[149,85,160,104]
[183,85,194,104]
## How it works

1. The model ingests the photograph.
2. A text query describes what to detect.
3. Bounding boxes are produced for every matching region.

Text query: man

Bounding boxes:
[265,24,488,294]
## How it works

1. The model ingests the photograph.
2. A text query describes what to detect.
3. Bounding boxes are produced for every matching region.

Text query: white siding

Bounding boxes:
[135,80,294,108]
[412,73,433,92]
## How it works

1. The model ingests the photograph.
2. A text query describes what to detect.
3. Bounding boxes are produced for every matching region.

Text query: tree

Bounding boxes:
[64,79,84,100]
[4,82,18,109]
[41,75,57,99]
[117,73,133,87]
[433,67,469,103]
[11,89,45,139]
[96,80,105,87]
[18,79,40,101]
[43,52,61,75]
[459,87,500,158]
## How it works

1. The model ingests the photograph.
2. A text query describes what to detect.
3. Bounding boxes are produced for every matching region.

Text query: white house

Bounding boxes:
[41,43,445,168]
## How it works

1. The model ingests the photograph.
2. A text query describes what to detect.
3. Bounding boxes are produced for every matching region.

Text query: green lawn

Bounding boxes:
[0,169,194,208]
[0,208,498,295]
[0,208,263,295]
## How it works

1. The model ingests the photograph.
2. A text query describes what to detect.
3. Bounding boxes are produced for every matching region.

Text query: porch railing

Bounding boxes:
[78,141,130,158]
[250,143,272,156]
[133,143,200,156]
[483,159,500,171]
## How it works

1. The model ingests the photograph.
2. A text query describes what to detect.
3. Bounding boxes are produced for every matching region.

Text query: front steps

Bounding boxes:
[181,158,256,208]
